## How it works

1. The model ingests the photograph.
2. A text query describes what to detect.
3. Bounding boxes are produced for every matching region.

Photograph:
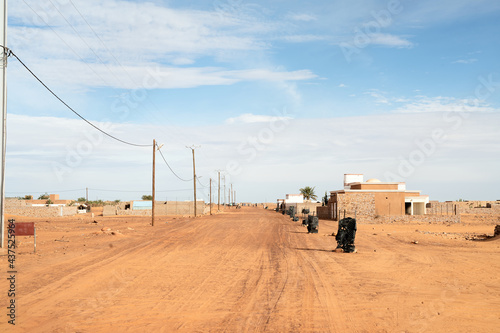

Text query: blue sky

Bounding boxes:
[4,0,500,202]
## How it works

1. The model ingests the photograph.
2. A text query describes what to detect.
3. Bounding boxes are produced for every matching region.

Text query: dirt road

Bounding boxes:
[1,207,499,332]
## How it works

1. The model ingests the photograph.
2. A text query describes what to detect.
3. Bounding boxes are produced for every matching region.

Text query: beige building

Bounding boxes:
[320,174,429,220]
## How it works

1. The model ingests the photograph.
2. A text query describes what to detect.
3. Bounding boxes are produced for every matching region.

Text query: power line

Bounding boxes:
[89,188,191,193]
[6,189,84,194]
[25,0,198,154]
[46,0,125,86]
[67,0,140,88]
[156,144,193,182]
[21,0,117,90]
[197,177,209,188]
[4,47,151,147]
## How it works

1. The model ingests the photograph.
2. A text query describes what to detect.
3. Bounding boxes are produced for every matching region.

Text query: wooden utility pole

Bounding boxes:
[86,187,88,202]
[231,183,233,206]
[0,0,7,248]
[209,178,212,215]
[217,170,221,211]
[152,139,156,226]
[223,175,226,206]
[186,145,199,217]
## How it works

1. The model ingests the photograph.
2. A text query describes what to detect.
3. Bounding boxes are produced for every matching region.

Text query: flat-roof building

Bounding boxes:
[323,174,429,220]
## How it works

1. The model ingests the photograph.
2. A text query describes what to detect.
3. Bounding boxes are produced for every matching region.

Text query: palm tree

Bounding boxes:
[299,186,317,201]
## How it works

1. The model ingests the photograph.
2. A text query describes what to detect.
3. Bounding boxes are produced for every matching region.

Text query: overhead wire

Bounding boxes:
[12,2,218,194]
[156,143,193,182]
[88,188,191,193]
[66,0,194,150]
[6,189,85,194]
[4,46,151,147]
[46,0,125,86]
[196,177,209,188]
[23,0,206,158]
[21,0,118,90]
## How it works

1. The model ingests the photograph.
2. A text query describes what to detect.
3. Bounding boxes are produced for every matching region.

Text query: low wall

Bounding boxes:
[281,202,323,215]
[364,214,461,224]
[5,206,77,218]
[105,201,212,216]
[428,201,500,215]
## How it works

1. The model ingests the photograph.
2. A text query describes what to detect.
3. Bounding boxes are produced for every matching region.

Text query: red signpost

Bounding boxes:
[14,222,36,253]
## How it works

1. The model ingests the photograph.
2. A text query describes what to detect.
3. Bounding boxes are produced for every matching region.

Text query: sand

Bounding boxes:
[1,207,499,332]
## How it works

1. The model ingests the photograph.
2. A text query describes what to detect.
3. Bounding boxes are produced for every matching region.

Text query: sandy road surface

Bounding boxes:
[1,207,499,332]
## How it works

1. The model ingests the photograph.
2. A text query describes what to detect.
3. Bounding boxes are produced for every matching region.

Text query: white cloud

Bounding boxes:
[225,113,293,124]
[11,57,316,90]
[364,89,390,104]
[282,34,327,43]
[6,112,500,201]
[338,83,347,88]
[452,58,478,64]
[368,33,413,48]
[394,96,499,113]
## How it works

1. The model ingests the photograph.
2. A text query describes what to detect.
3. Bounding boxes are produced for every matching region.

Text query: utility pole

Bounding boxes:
[223,175,226,207]
[231,183,233,206]
[0,0,7,248]
[86,187,88,202]
[209,178,212,215]
[152,139,156,226]
[186,145,200,217]
[217,170,221,211]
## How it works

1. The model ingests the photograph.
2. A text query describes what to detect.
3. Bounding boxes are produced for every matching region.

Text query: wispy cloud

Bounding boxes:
[394,96,499,113]
[8,112,500,201]
[364,89,391,104]
[368,33,413,48]
[452,58,478,64]
[225,113,293,124]
[282,34,327,43]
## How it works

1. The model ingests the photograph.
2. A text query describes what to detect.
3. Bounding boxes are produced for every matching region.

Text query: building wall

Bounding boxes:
[373,192,405,216]
[285,194,304,204]
[350,183,399,190]
[336,192,376,219]
[317,206,330,219]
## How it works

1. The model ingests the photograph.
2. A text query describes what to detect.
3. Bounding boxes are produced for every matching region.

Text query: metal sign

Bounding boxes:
[13,221,36,253]
[15,222,34,236]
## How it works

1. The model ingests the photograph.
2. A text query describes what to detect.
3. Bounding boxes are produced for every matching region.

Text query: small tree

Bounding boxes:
[46,199,53,205]
[142,195,153,200]
[299,186,317,201]
[322,192,328,206]
[38,193,49,200]
[24,195,33,200]
[114,199,121,204]
[77,197,86,202]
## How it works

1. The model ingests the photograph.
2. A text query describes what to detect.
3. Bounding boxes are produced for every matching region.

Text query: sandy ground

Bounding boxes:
[1,207,499,332]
